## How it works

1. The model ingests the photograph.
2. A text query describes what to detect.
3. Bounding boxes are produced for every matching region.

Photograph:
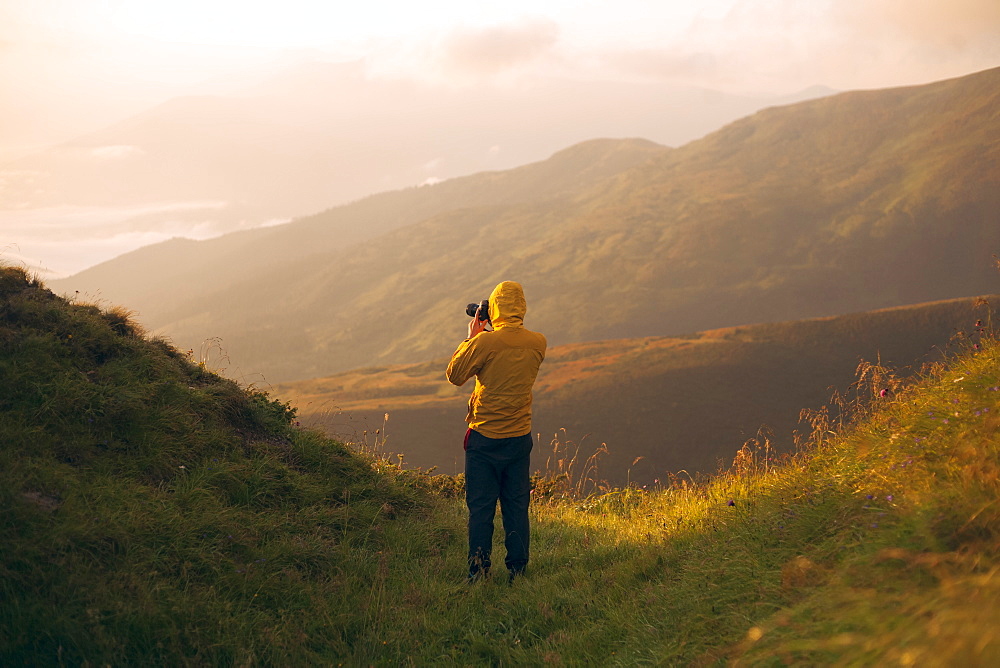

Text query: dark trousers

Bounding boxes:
[464,429,533,578]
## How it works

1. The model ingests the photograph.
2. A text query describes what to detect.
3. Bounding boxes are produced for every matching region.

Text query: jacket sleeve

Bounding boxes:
[446,337,483,386]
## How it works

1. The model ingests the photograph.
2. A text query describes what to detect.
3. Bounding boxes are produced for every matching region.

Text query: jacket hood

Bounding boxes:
[489,281,527,329]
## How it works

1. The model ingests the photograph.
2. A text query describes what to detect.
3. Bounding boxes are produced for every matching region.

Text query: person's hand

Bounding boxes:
[467,306,490,339]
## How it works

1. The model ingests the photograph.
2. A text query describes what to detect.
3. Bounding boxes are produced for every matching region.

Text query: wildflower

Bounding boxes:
[879,389,888,398]
[866,494,874,500]
[178,465,186,469]
[886,495,894,502]
[727,499,735,507]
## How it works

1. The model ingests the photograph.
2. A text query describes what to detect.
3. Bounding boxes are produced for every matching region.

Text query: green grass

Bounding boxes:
[3,263,999,664]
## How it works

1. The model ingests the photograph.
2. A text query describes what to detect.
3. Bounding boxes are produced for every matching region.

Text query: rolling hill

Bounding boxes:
[272,294,997,484]
[53,66,1000,383]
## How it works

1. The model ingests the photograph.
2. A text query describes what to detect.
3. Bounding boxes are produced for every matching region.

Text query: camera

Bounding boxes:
[465,299,491,322]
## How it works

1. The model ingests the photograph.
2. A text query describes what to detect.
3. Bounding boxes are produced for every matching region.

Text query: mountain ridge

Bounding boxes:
[53,137,664,332]
[52,66,1000,383]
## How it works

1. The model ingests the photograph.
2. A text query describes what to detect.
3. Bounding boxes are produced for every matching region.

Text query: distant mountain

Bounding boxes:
[53,67,1000,382]
[273,295,997,484]
[2,60,818,220]
[51,137,664,357]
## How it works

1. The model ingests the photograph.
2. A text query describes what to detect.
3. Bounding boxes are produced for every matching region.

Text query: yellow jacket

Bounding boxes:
[446,281,547,439]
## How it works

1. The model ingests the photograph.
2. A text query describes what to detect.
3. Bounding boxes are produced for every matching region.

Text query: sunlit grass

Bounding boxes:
[327,334,998,665]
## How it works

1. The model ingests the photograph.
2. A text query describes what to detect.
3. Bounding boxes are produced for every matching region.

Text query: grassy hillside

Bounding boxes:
[275,294,997,484]
[0,266,433,662]
[53,67,1000,383]
[4,264,999,665]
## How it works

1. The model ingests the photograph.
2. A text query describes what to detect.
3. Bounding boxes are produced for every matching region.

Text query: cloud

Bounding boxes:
[421,157,443,171]
[821,0,1000,88]
[601,49,720,82]
[0,169,45,186]
[835,0,1000,48]
[90,144,145,160]
[0,201,228,235]
[359,16,562,83]
[437,17,559,77]
[590,0,1000,92]
[0,200,271,276]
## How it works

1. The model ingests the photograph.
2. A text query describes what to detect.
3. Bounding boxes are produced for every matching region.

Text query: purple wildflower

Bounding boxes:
[727,500,736,507]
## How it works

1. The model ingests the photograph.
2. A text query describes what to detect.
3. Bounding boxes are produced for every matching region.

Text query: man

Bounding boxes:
[446,281,547,582]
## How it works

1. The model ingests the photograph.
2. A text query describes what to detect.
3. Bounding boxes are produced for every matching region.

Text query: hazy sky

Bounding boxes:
[3,0,998,156]
[1,0,998,277]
